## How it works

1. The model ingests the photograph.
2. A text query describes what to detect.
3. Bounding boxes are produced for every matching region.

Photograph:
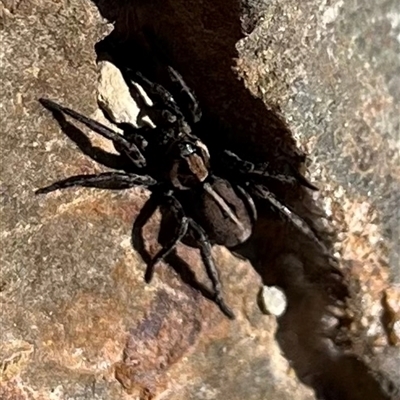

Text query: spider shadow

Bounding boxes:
[42,105,132,171]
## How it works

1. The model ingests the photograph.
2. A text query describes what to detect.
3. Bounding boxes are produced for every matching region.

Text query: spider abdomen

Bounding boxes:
[193,177,254,248]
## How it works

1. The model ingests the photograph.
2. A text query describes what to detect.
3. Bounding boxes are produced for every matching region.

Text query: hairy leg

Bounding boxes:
[253,184,329,255]
[235,184,258,224]
[132,192,160,266]
[35,172,156,194]
[145,217,189,283]
[144,193,189,282]
[132,72,185,121]
[222,149,318,190]
[188,219,235,319]
[166,66,202,125]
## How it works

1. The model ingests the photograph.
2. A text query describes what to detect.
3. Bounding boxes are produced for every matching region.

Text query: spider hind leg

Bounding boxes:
[145,216,189,283]
[221,149,318,191]
[189,219,235,320]
[149,193,235,319]
[253,184,329,256]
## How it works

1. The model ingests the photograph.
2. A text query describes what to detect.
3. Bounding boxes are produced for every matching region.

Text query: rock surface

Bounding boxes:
[1,0,399,400]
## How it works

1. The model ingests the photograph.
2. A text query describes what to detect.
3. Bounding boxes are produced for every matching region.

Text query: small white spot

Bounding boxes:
[260,286,287,317]
[322,1,344,26]
[387,10,400,29]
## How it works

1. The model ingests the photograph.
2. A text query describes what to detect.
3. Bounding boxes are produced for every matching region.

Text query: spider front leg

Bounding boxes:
[35,172,157,194]
[131,71,185,122]
[166,66,202,125]
[39,99,147,169]
[188,219,235,320]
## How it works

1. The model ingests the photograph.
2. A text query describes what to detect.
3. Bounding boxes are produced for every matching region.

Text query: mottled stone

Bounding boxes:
[0,341,34,383]
[1,0,399,399]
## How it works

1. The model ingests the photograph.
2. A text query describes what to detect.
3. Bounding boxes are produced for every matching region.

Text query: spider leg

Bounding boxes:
[287,164,319,191]
[39,98,147,169]
[253,184,329,255]
[235,184,258,223]
[132,192,160,266]
[35,172,157,194]
[188,219,235,320]
[145,192,189,282]
[146,192,235,318]
[166,66,202,124]
[145,217,189,283]
[132,72,184,120]
[251,169,318,190]
[221,150,254,173]
[222,149,318,190]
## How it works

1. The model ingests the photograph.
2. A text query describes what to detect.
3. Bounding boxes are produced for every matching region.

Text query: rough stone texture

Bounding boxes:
[1,0,399,400]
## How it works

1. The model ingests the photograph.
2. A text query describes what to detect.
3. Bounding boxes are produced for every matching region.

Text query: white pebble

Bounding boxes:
[260,286,287,317]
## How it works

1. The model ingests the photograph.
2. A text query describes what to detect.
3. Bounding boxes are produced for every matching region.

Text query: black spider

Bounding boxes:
[36,66,318,319]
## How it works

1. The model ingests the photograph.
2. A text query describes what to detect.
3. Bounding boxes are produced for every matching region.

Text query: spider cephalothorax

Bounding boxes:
[36,65,318,319]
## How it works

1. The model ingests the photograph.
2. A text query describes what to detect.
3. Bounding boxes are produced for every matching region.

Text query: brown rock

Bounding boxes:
[1,0,399,399]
